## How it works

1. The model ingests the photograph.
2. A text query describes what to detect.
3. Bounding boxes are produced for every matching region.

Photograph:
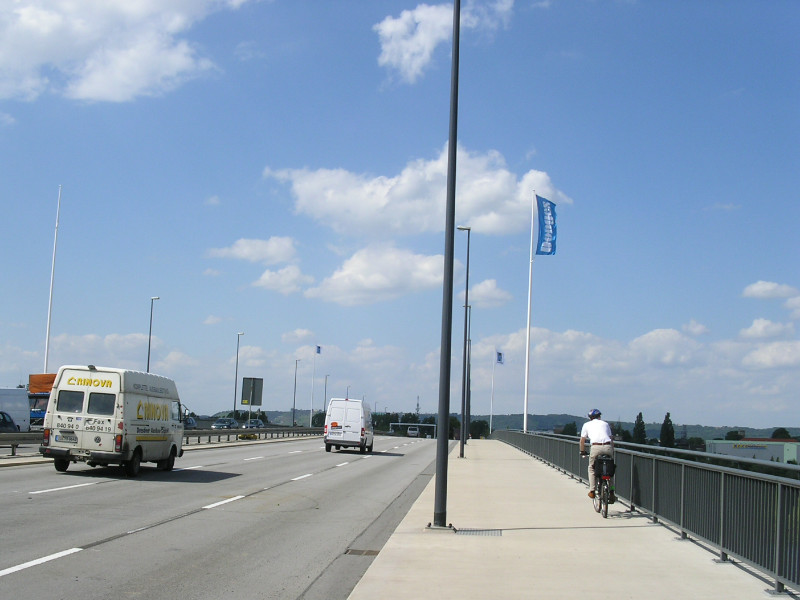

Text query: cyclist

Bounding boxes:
[579,409,615,502]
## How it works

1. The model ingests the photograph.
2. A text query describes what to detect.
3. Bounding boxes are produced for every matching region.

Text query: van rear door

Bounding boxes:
[343,403,363,444]
[50,369,120,456]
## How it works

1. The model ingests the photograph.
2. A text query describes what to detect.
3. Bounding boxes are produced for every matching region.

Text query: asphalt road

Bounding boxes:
[0,435,439,600]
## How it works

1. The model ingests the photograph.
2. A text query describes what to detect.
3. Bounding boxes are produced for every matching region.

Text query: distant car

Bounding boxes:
[407,426,419,438]
[211,418,239,429]
[0,411,18,433]
[184,416,198,430]
[242,419,265,429]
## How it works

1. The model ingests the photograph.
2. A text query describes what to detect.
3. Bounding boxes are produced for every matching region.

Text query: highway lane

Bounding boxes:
[0,435,439,599]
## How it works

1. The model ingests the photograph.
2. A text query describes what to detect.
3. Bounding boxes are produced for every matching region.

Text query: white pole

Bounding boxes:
[490,351,496,434]
[523,193,535,433]
[44,185,62,373]
[309,348,317,427]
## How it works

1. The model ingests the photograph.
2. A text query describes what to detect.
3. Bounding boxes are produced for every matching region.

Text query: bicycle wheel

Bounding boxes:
[592,483,601,513]
[600,480,609,518]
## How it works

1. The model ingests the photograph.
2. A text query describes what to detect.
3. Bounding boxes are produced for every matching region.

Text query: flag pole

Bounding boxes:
[523,193,535,433]
[490,350,496,434]
[44,185,62,373]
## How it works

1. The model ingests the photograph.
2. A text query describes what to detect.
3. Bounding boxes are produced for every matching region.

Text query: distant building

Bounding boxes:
[706,438,799,463]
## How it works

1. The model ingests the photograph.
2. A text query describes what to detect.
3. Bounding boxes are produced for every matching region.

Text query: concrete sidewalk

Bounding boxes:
[348,439,778,600]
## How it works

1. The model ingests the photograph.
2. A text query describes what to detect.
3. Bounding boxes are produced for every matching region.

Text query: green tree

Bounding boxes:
[469,419,490,439]
[311,411,325,427]
[772,427,791,439]
[660,412,675,448]
[613,422,632,443]
[633,413,647,445]
[449,416,461,439]
[725,430,744,441]
[561,421,578,436]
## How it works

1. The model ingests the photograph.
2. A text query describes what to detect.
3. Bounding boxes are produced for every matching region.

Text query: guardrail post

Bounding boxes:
[718,472,728,562]
[774,483,785,593]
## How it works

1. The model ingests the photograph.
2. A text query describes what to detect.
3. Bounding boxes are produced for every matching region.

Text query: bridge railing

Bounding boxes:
[493,430,800,594]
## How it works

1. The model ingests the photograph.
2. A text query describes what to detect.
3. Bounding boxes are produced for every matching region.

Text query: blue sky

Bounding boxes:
[1,1,798,429]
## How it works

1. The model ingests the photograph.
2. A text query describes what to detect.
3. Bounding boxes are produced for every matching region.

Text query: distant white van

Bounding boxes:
[39,365,185,476]
[0,388,31,432]
[324,398,374,453]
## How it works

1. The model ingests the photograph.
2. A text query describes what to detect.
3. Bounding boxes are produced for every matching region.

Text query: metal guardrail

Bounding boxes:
[182,427,321,444]
[0,427,322,456]
[493,430,800,594]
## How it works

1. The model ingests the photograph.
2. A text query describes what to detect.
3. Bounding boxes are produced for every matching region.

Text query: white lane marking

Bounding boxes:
[336,462,349,467]
[29,482,98,495]
[288,451,302,454]
[0,548,82,577]
[203,495,245,509]
[175,465,203,471]
[381,450,389,453]
[244,456,263,461]
[291,474,312,481]
[361,455,372,459]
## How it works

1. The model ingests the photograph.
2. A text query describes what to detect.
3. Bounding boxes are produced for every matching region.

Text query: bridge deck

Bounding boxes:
[349,439,778,599]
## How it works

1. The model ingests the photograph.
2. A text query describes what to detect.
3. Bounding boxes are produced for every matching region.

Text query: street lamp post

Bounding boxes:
[292,359,300,426]
[147,296,160,373]
[457,225,471,457]
[233,332,244,418]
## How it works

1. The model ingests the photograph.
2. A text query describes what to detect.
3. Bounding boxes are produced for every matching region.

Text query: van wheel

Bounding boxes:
[325,444,331,452]
[368,442,373,453]
[124,450,142,477]
[54,459,69,472]
[158,448,176,471]
[359,444,366,454]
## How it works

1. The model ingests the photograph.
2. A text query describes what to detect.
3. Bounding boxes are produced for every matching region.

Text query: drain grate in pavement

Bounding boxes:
[454,528,502,536]
[345,549,380,556]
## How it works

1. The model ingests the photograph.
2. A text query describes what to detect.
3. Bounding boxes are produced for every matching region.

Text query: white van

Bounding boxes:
[324,398,373,453]
[39,365,185,476]
[0,388,31,432]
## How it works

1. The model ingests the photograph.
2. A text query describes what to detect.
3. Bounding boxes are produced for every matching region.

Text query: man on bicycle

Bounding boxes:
[579,409,615,501]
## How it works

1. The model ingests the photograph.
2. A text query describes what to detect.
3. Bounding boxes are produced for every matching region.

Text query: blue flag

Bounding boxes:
[536,195,557,255]
[496,351,504,365]
[316,345,321,354]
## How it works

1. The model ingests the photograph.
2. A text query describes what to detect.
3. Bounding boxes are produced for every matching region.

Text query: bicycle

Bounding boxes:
[581,453,616,518]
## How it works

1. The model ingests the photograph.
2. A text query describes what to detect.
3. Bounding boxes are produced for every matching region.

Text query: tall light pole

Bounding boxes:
[433,0,461,529]
[457,225,471,458]
[233,332,244,418]
[324,374,329,414]
[292,359,300,426]
[147,296,160,373]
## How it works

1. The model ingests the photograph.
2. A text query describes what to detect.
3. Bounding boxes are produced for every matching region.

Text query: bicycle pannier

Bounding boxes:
[594,455,616,477]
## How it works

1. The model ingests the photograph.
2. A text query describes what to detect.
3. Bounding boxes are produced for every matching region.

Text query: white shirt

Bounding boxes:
[580,418,613,444]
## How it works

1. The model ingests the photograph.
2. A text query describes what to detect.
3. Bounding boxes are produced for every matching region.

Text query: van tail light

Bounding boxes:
[115,434,123,452]
[324,424,328,434]
[361,427,365,437]
[43,428,51,446]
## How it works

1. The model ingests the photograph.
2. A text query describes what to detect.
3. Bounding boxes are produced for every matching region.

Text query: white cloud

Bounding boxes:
[742,341,800,369]
[0,112,14,126]
[208,237,297,265]
[628,329,701,367]
[0,1,252,102]
[786,296,800,320]
[742,280,800,299]
[374,1,513,84]
[203,268,221,276]
[304,245,443,306]
[253,264,313,295]
[265,144,570,237]
[467,278,512,308]
[739,318,794,340]
[203,315,222,325]
[282,329,314,344]
[205,195,221,206]
[682,319,709,336]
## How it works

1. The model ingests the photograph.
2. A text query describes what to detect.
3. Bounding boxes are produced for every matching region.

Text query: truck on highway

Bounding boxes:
[39,365,185,476]
[0,387,31,432]
[324,397,374,453]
